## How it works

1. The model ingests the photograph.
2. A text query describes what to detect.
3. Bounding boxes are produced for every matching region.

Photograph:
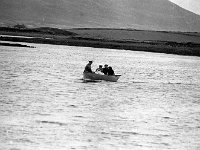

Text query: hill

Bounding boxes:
[1,0,200,32]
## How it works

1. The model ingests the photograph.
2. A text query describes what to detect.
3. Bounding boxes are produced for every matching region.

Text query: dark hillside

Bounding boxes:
[1,0,200,32]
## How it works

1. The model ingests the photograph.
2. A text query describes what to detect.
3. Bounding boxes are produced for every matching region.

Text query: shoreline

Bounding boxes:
[0,41,35,48]
[0,27,200,57]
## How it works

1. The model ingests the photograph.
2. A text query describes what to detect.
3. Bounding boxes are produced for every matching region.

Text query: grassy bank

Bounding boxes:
[0,27,200,56]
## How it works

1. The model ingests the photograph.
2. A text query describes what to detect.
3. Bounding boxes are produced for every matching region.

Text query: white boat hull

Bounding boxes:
[83,72,121,82]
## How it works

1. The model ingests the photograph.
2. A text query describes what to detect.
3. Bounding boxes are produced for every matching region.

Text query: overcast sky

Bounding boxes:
[169,0,200,15]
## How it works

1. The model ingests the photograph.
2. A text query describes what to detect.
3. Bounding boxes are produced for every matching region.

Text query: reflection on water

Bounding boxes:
[0,43,200,150]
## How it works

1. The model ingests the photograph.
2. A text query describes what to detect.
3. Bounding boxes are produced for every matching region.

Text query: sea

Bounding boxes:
[0,42,200,150]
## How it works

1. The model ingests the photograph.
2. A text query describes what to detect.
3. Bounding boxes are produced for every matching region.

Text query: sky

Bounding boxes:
[169,0,200,15]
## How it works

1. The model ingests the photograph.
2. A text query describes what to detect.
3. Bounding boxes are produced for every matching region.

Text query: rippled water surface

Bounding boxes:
[0,42,200,150]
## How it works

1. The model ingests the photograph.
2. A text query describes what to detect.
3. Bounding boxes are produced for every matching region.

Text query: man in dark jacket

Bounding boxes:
[108,66,115,75]
[84,61,93,73]
[102,64,109,75]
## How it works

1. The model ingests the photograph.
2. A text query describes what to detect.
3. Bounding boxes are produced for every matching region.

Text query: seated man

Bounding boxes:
[96,65,103,74]
[84,61,93,73]
[102,64,109,75]
[107,66,115,75]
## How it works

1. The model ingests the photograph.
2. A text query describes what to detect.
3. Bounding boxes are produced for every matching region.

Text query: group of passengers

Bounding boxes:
[84,61,115,75]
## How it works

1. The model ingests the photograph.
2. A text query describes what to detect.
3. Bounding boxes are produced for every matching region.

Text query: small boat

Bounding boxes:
[83,72,121,82]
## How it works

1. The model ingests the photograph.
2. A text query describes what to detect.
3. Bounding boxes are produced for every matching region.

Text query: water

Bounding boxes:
[1,35,52,39]
[0,42,200,150]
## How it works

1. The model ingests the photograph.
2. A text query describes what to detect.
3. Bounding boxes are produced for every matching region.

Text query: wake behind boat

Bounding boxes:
[83,72,121,82]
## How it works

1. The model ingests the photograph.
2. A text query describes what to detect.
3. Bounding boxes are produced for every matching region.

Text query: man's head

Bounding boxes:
[104,64,108,68]
[89,61,93,64]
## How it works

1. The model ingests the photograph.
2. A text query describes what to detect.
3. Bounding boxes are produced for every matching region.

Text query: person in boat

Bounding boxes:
[108,66,115,75]
[102,64,109,75]
[96,65,103,73]
[84,61,93,73]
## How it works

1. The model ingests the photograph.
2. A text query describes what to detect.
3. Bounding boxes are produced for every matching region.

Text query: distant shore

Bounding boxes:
[0,27,200,56]
[0,42,35,48]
